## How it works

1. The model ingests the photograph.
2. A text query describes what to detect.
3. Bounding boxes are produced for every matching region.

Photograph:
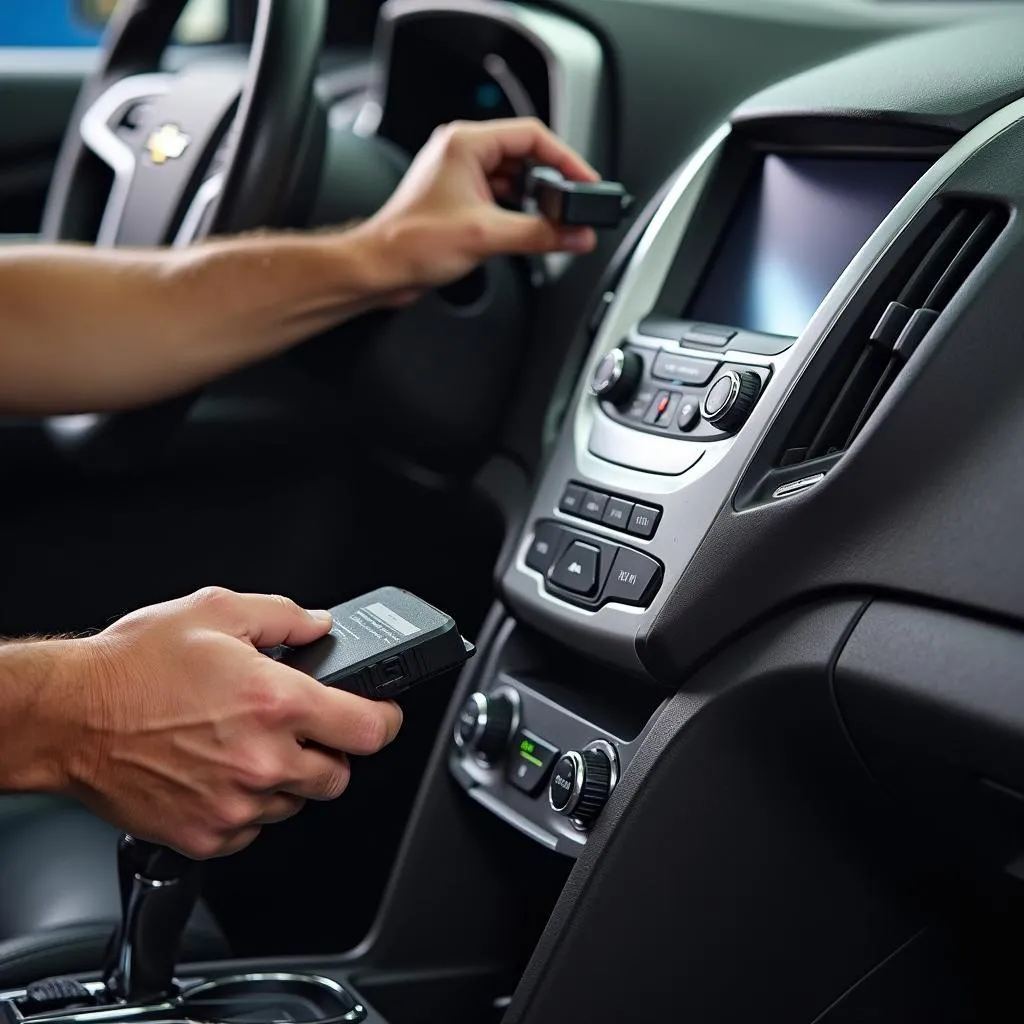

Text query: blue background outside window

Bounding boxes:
[0,3,104,47]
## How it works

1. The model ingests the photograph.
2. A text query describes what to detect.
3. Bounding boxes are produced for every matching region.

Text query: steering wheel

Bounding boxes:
[39,0,327,468]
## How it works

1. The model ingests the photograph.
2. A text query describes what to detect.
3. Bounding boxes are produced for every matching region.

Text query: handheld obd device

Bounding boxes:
[524,165,633,229]
[280,586,475,700]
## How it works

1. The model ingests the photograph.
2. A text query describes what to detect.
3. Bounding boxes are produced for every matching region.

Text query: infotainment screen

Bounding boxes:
[685,156,931,338]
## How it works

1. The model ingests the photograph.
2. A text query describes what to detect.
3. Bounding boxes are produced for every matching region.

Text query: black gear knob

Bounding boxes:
[104,836,203,1004]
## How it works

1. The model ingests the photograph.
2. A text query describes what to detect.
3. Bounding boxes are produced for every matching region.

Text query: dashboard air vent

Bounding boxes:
[776,201,1007,471]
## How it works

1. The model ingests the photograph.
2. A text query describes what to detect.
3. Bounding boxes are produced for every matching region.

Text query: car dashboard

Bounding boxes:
[27,1,1024,1020]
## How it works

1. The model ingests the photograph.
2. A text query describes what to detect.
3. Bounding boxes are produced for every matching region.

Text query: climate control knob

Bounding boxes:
[454,687,519,764]
[701,369,761,432]
[548,741,619,828]
[590,348,642,405]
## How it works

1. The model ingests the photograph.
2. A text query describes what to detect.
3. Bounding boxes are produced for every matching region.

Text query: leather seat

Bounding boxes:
[0,796,228,989]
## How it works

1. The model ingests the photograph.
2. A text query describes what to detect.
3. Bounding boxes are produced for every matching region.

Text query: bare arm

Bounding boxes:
[0,119,598,415]
[0,231,390,414]
[0,592,405,858]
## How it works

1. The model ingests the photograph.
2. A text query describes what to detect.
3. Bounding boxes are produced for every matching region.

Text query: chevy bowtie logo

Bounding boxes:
[145,124,191,165]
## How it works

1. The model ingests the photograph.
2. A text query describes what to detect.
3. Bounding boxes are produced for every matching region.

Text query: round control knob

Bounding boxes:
[590,348,642,405]
[701,370,761,432]
[454,688,519,763]
[548,743,617,828]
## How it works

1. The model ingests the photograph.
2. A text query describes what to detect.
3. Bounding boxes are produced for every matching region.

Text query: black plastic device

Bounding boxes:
[525,166,633,228]
[280,587,475,700]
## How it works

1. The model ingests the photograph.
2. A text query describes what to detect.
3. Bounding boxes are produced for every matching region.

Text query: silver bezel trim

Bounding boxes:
[0,974,365,1024]
[773,473,826,500]
[79,74,173,248]
[174,172,225,248]
[181,973,365,1022]
[371,0,604,279]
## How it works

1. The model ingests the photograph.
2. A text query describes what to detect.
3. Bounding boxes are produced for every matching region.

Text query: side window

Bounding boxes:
[0,0,229,48]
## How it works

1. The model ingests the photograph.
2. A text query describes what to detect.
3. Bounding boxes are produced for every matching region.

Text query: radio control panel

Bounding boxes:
[591,341,772,442]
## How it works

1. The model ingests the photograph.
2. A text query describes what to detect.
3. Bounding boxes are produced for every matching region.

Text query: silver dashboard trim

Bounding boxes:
[182,973,365,1021]
[773,473,826,500]
[174,172,224,248]
[504,94,1024,674]
[372,0,604,279]
[79,74,173,248]
[483,52,536,120]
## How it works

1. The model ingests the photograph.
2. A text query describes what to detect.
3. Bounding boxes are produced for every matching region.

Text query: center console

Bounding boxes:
[501,124,949,676]
[447,115,968,851]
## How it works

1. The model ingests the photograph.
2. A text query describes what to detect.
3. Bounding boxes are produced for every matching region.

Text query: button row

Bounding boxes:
[559,482,661,540]
[526,520,663,609]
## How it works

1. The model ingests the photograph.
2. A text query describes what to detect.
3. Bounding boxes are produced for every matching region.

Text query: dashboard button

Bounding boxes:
[507,729,560,795]
[628,504,661,539]
[677,394,701,432]
[526,522,563,574]
[579,491,609,522]
[559,483,586,516]
[591,348,642,404]
[604,548,662,606]
[702,370,761,432]
[602,497,633,530]
[549,541,600,595]
[455,689,519,764]
[644,391,678,428]
[638,317,687,342]
[681,323,736,347]
[704,374,736,418]
[652,351,719,386]
[549,745,616,827]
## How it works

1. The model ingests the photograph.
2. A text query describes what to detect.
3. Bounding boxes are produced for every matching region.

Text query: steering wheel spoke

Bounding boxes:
[38,0,328,471]
[81,65,245,249]
[79,73,173,247]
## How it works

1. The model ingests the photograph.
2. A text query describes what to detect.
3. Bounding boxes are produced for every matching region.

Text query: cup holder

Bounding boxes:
[179,973,365,1024]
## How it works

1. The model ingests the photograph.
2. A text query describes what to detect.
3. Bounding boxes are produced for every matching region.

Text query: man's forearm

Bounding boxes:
[0,639,82,794]
[0,225,397,415]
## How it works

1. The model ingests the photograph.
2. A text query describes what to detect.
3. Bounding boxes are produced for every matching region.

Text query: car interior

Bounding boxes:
[3,0,1024,1020]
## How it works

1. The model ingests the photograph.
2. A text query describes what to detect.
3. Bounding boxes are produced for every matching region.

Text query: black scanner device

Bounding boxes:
[522,165,633,229]
[278,586,475,700]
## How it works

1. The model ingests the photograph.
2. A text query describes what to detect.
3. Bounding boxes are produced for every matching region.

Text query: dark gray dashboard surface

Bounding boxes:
[527,0,1016,207]
[734,12,1024,130]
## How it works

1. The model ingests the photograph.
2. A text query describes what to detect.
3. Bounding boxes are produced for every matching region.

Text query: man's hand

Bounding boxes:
[0,116,602,415]
[362,118,601,295]
[56,588,402,859]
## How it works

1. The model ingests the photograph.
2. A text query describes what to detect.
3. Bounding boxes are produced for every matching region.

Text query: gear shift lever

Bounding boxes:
[103,836,203,1004]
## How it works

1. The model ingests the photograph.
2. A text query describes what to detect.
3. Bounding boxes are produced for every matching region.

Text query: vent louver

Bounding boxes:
[776,201,1007,473]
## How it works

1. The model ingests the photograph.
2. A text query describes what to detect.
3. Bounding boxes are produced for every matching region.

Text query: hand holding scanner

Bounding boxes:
[279,586,475,700]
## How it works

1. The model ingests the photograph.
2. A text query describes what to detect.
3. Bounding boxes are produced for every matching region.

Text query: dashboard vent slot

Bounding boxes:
[777,201,1006,470]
